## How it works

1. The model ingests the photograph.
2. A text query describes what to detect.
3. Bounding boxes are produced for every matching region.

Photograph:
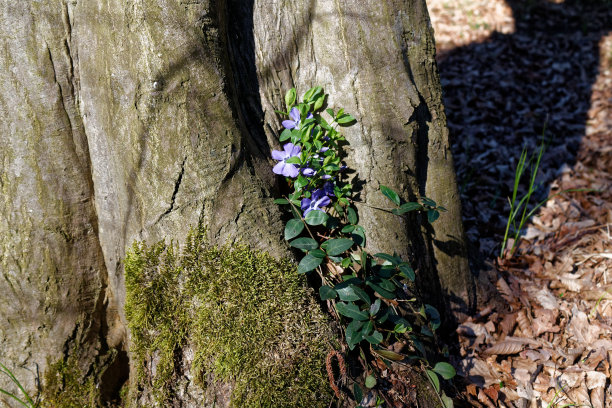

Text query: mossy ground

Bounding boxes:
[124,225,336,407]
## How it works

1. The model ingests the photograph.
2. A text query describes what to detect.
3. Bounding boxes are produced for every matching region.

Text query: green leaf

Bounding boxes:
[289,237,318,251]
[433,362,456,380]
[374,252,399,265]
[305,210,328,226]
[441,392,454,408]
[303,86,322,102]
[392,202,423,215]
[335,302,369,321]
[285,156,301,164]
[325,108,335,117]
[336,284,370,305]
[314,94,325,111]
[346,319,365,349]
[341,225,356,233]
[336,113,356,124]
[279,128,292,142]
[365,374,377,389]
[398,263,415,281]
[380,185,400,206]
[393,323,408,333]
[366,330,383,345]
[426,370,440,393]
[347,206,358,224]
[341,257,351,268]
[324,238,354,256]
[319,285,337,300]
[285,88,296,107]
[373,349,404,361]
[366,280,396,299]
[369,299,381,316]
[352,226,366,247]
[284,218,304,240]
[353,383,364,404]
[421,197,437,207]
[427,209,440,223]
[308,249,327,258]
[297,254,323,274]
[360,320,373,337]
[273,198,289,205]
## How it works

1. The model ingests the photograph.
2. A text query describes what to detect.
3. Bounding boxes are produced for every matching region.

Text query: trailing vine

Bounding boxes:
[272,87,456,406]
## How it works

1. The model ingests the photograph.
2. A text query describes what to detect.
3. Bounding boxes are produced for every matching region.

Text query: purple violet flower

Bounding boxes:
[271,143,301,178]
[301,167,316,177]
[323,181,335,196]
[301,189,331,215]
[282,107,313,130]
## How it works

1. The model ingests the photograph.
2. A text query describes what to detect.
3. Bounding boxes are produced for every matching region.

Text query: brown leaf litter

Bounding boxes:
[427,0,612,406]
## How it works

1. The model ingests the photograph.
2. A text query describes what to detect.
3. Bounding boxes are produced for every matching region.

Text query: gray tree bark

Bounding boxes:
[0,0,472,405]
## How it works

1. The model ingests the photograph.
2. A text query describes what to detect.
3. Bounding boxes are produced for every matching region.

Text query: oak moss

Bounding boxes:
[40,355,99,408]
[124,225,336,407]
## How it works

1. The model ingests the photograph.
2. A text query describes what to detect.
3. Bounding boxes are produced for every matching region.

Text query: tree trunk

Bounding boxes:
[0,0,472,406]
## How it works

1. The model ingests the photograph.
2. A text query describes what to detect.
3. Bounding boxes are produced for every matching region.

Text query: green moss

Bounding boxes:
[40,355,99,408]
[124,225,336,407]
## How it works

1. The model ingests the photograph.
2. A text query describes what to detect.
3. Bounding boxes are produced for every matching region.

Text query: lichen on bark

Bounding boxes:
[123,225,336,407]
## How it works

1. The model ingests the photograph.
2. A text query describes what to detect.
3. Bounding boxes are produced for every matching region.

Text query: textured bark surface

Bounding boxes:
[0,0,470,405]
[248,0,474,316]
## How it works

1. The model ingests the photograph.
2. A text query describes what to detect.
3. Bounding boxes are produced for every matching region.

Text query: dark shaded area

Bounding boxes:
[438,0,611,267]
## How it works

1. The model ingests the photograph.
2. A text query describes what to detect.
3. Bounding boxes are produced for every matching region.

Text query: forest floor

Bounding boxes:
[425,0,612,407]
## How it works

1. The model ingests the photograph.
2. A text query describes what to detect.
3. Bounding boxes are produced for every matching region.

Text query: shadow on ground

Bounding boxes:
[437,0,611,267]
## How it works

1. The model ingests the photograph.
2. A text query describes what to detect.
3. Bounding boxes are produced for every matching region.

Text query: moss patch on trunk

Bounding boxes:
[124,225,336,407]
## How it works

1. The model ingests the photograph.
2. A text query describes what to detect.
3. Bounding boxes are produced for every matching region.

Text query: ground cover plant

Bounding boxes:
[272,86,457,407]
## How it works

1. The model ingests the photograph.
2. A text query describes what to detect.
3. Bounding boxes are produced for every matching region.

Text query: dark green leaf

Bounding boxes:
[441,392,454,408]
[360,320,374,337]
[341,225,356,233]
[380,185,400,206]
[346,319,365,349]
[352,226,366,246]
[353,384,364,404]
[273,198,289,205]
[426,370,440,393]
[427,209,440,223]
[366,330,383,345]
[297,254,323,274]
[309,249,327,258]
[374,252,399,265]
[433,362,456,380]
[289,237,318,251]
[366,281,396,299]
[369,299,381,316]
[421,197,437,207]
[365,374,376,389]
[336,284,360,302]
[305,210,328,226]
[324,238,354,256]
[391,202,423,215]
[347,207,358,224]
[325,108,335,118]
[319,285,337,300]
[335,302,369,321]
[284,218,304,240]
[285,88,296,107]
[398,263,415,281]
